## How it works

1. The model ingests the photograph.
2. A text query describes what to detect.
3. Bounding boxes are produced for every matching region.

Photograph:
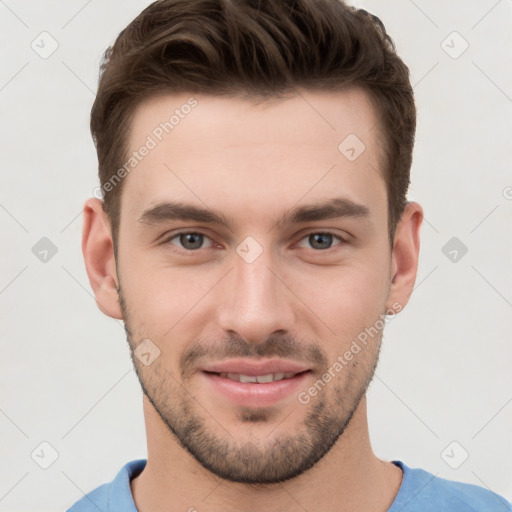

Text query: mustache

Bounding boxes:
[179,333,328,378]
[120,289,328,377]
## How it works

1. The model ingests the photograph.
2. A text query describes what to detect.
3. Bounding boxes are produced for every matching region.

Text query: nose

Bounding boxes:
[216,244,296,344]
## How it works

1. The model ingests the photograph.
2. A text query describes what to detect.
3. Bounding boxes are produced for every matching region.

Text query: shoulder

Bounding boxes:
[390,461,512,512]
[66,481,111,512]
[65,459,146,512]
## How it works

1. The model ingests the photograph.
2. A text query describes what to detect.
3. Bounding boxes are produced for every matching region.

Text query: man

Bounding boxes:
[68,0,511,510]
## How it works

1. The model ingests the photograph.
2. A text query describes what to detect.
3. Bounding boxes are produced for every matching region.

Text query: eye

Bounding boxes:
[166,232,214,251]
[296,232,346,250]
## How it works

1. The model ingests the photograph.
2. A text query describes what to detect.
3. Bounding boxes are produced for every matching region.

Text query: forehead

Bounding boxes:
[120,88,386,228]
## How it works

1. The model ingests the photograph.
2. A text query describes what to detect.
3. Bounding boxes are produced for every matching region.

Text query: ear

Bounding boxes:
[82,197,123,319]
[386,201,423,313]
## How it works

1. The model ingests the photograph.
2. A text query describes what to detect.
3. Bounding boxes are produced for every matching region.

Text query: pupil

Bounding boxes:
[181,233,203,250]
[310,233,332,249]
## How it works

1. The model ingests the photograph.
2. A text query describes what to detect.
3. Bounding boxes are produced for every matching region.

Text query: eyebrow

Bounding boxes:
[137,197,370,230]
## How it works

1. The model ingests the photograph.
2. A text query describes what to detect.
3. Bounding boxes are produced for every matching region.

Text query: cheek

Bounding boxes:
[290,259,390,342]
[119,257,218,341]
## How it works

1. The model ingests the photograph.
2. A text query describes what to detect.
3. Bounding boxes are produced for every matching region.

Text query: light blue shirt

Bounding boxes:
[66,459,512,511]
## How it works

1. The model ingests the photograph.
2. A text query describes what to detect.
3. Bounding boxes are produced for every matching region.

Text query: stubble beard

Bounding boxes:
[119,287,383,485]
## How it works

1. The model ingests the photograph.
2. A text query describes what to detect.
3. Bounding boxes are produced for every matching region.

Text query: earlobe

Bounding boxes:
[82,198,123,319]
[386,201,423,313]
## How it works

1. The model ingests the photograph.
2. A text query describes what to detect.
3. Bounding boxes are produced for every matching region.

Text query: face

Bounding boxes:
[113,88,399,484]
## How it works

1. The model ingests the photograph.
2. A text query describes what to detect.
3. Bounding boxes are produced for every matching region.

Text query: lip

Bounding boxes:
[200,370,311,407]
[200,358,311,376]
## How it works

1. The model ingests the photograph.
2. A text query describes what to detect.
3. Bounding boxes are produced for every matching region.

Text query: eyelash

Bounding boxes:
[161,230,348,253]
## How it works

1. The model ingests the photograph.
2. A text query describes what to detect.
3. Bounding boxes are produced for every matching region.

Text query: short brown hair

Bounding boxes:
[90,0,415,249]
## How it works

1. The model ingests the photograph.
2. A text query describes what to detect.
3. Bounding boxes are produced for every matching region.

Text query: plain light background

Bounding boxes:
[1,1,511,511]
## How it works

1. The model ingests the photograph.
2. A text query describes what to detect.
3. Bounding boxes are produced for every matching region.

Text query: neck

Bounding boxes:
[131,395,403,512]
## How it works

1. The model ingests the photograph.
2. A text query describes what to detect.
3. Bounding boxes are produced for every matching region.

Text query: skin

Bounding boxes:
[82,87,423,512]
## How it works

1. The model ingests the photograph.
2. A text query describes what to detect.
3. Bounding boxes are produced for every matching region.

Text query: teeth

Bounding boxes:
[257,373,276,383]
[218,372,299,383]
[239,373,258,383]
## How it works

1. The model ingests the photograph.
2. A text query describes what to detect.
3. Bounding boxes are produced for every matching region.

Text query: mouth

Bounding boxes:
[203,370,310,383]
[200,368,312,407]
[200,358,312,377]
